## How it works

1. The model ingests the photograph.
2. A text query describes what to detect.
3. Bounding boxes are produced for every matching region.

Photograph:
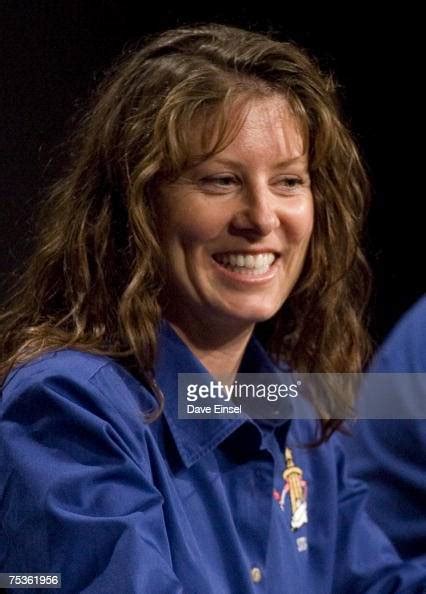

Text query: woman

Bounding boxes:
[0,24,424,593]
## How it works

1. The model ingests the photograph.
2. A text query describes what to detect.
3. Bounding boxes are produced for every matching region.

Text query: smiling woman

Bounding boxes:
[157,97,314,376]
[0,23,425,594]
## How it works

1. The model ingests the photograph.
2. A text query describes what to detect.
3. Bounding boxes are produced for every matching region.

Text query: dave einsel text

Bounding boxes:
[0,573,61,588]
[187,403,243,414]
[186,380,300,402]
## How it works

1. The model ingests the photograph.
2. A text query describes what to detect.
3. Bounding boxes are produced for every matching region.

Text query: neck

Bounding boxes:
[165,311,254,380]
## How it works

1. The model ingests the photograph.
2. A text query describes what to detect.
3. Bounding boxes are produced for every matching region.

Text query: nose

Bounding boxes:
[230,182,280,237]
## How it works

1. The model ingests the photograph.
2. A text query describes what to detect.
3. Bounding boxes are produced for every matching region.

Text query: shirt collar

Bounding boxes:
[154,321,290,468]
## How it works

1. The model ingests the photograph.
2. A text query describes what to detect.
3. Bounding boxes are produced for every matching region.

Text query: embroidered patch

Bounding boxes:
[273,447,308,531]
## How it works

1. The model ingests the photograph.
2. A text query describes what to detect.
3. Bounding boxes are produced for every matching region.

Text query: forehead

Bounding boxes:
[189,95,306,167]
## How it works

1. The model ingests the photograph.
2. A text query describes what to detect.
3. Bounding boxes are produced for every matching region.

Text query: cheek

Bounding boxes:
[165,202,228,247]
[283,200,314,244]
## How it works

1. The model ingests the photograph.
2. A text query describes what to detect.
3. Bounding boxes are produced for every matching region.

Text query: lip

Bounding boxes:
[212,249,281,256]
[210,253,280,285]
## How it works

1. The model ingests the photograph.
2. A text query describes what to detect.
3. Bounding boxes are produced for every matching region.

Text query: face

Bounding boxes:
[157,97,314,334]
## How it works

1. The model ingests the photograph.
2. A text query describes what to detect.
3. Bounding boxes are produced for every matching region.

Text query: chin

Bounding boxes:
[226,293,285,319]
[221,304,282,325]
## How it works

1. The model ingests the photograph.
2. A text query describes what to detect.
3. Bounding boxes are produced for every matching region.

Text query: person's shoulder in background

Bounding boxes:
[371,295,426,372]
[342,295,426,561]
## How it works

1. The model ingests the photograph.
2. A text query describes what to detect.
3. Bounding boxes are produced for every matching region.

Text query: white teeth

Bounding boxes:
[255,254,268,269]
[214,252,276,274]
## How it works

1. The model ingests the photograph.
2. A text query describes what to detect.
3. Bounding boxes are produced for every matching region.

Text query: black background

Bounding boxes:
[1,1,424,345]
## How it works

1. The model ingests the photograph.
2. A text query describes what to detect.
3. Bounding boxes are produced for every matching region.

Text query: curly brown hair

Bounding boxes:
[0,24,371,441]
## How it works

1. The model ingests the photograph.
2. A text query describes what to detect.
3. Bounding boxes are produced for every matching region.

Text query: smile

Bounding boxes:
[212,252,277,276]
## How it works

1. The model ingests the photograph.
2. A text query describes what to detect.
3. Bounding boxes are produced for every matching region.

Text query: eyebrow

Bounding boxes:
[205,155,309,168]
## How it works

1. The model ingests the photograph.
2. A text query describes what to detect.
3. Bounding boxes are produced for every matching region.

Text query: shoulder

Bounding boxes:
[0,349,163,481]
[1,348,157,422]
[3,348,109,389]
[373,296,426,371]
[389,296,426,344]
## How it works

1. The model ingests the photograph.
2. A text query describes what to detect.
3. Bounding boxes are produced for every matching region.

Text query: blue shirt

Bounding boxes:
[1,322,425,593]
[344,296,426,561]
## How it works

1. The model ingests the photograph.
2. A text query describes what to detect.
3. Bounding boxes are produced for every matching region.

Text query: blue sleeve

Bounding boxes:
[342,296,426,560]
[331,439,426,593]
[0,366,184,594]
[370,296,426,372]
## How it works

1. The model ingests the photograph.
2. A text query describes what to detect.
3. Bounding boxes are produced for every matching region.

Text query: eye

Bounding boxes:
[272,175,312,196]
[276,176,303,189]
[198,175,240,193]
